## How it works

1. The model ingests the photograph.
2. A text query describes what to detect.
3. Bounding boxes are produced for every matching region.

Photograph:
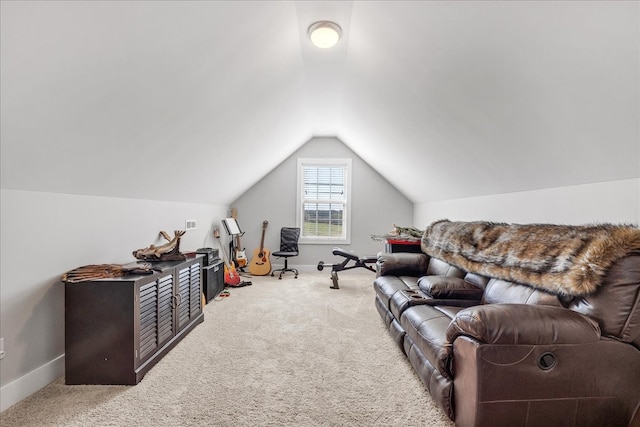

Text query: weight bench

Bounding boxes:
[317,247,377,289]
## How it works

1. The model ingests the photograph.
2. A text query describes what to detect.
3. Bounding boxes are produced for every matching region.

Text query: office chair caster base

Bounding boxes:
[271,269,299,280]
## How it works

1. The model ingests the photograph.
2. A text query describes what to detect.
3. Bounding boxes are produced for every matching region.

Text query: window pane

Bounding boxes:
[302,202,344,238]
[303,166,345,201]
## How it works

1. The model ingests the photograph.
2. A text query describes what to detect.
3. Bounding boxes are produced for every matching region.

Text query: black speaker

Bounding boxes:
[195,247,219,266]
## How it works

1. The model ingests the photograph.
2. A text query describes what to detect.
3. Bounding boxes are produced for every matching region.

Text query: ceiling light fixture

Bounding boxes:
[308,21,341,49]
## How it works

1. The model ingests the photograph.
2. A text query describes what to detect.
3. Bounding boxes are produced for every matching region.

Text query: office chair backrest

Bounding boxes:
[280,227,300,253]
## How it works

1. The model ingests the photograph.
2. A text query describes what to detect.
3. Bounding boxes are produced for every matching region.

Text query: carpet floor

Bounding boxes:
[1,271,454,426]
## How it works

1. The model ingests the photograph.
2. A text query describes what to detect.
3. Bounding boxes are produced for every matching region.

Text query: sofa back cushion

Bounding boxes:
[464,273,490,289]
[377,252,429,277]
[482,279,565,307]
[569,254,640,347]
[418,276,484,300]
[427,257,466,278]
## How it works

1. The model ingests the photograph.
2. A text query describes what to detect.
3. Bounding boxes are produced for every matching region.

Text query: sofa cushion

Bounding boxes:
[377,252,429,277]
[418,276,484,300]
[483,278,564,307]
[404,335,454,420]
[427,257,466,277]
[400,305,464,380]
[463,272,490,289]
[569,254,640,347]
[373,275,419,309]
[390,289,430,319]
[375,295,394,328]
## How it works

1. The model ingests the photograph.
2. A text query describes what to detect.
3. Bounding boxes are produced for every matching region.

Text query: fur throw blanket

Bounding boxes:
[421,220,640,296]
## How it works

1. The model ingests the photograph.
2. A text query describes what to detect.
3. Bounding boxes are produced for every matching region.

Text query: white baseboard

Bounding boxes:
[0,354,64,412]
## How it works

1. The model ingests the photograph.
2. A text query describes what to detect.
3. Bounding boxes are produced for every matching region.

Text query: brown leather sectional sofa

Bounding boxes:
[373,220,640,427]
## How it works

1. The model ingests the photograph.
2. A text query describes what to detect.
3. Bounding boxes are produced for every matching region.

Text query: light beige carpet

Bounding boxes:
[1,271,454,426]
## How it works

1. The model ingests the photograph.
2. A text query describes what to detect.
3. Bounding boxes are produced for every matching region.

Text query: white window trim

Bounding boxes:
[296,158,352,245]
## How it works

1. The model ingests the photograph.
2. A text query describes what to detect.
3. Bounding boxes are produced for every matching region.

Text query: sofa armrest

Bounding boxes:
[418,276,484,300]
[446,304,601,345]
[377,252,429,277]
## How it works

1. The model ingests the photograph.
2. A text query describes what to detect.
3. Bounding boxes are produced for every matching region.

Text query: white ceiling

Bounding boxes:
[1,1,638,205]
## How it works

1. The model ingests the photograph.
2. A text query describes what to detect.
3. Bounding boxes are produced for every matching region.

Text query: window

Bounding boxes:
[296,158,352,244]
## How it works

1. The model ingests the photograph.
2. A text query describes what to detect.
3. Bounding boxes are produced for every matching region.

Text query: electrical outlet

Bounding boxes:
[185,219,197,231]
[0,337,5,360]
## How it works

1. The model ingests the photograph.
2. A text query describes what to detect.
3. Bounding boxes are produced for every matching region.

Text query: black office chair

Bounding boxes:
[271,227,300,279]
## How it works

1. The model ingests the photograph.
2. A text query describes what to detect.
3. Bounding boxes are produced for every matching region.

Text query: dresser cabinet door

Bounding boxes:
[176,261,202,332]
[138,272,174,363]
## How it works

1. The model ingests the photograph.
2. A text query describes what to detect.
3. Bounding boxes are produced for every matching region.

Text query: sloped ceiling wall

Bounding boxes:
[1,1,638,205]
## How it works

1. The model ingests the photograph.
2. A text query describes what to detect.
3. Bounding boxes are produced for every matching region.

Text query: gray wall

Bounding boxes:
[231,137,413,270]
[0,189,227,411]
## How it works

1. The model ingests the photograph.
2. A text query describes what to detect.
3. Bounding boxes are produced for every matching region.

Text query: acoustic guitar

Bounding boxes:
[230,208,247,268]
[248,220,271,276]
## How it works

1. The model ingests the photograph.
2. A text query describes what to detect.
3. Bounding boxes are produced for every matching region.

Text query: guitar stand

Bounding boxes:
[317,247,377,289]
[229,239,246,272]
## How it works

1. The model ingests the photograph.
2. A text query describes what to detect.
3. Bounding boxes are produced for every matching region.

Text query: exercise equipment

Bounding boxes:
[317,247,377,289]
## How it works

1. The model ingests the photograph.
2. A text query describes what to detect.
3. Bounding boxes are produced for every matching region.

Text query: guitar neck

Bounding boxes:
[216,237,231,266]
[259,221,268,252]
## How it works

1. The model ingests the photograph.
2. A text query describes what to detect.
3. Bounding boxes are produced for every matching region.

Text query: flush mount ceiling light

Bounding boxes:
[308,21,341,49]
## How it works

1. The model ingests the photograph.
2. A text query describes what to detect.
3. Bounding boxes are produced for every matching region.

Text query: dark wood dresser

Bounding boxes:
[64,256,204,385]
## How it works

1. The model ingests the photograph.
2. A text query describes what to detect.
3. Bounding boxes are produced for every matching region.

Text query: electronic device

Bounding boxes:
[195,247,219,266]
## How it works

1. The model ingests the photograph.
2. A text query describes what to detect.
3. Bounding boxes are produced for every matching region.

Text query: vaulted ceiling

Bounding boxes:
[1,1,638,205]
